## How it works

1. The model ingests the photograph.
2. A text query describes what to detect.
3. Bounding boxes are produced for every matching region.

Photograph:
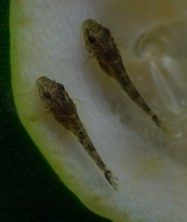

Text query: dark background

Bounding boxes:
[0,1,111,221]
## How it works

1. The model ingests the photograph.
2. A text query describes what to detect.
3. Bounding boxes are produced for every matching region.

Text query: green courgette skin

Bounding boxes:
[0,1,110,221]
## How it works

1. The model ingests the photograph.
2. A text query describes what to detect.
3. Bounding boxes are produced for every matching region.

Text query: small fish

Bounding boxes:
[36,76,118,190]
[82,19,165,130]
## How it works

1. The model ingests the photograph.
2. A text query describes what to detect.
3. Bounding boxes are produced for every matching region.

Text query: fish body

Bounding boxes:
[82,19,165,130]
[36,76,118,190]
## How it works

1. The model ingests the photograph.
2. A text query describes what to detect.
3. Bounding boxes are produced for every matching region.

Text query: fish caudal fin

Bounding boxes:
[152,114,169,132]
[105,170,118,191]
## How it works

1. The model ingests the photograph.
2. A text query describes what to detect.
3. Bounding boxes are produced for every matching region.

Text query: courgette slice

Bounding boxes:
[10,1,187,221]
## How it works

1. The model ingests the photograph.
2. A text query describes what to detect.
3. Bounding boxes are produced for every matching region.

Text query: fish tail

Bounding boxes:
[73,119,118,190]
[91,150,118,190]
[152,114,162,127]
[104,169,118,191]
[114,65,168,132]
[152,114,169,132]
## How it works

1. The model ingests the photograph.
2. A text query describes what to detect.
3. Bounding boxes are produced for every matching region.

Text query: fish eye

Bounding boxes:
[88,35,96,43]
[43,91,51,99]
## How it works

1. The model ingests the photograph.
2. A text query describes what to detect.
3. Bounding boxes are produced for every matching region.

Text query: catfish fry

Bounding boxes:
[82,19,166,131]
[36,76,118,190]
